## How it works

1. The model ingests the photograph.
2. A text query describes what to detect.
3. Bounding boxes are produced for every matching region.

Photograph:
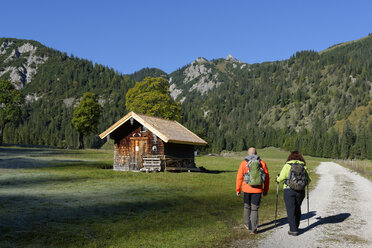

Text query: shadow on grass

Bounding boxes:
[200,170,235,174]
[0,147,111,170]
[0,175,90,187]
[0,157,90,169]
[0,192,183,246]
[0,178,228,247]
[0,147,81,157]
[0,147,94,170]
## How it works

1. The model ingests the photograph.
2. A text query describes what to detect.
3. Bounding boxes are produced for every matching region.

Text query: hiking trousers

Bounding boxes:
[283,188,305,232]
[243,192,262,232]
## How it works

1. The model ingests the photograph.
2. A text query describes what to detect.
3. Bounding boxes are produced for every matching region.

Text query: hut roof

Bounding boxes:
[99,112,207,146]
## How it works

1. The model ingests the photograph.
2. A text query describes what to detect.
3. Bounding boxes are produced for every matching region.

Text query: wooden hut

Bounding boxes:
[99,112,207,172]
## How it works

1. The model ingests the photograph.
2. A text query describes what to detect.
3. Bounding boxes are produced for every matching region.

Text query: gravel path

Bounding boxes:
[232,162,372,248]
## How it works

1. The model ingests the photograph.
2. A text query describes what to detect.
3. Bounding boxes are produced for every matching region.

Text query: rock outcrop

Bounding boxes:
[169,83,183,99]
[226,54,241,63]
[0,41,48,89]
[169,55,246,100]
[183,58,211,84]
[0,40,13,54]
[25,93,41,103]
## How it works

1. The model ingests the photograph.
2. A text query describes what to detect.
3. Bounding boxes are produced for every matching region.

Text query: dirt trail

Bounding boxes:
[232,162,372,248]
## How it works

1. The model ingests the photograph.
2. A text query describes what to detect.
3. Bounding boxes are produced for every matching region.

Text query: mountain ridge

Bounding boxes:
[0,36,371,158]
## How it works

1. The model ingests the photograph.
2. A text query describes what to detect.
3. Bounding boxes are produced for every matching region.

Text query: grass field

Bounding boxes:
[0,146,326,248]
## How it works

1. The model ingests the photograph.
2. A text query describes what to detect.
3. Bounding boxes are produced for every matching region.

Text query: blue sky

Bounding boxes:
[1,0,371,74]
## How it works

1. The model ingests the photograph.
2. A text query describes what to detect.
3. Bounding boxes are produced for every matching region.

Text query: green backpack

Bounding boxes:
[244,159,265,186]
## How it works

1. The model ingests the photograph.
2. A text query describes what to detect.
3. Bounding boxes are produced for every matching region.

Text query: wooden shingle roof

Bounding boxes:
[99,112,207,146]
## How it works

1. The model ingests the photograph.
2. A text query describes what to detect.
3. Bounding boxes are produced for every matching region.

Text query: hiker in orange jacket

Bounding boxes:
[236,147,270,234]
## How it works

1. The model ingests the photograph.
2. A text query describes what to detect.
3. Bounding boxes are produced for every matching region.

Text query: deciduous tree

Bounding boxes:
[71,92,102,149]
[125,77,182,121]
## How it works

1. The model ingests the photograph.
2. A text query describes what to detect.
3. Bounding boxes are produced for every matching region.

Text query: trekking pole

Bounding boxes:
[307,183,309,226]
[275,174,279,227]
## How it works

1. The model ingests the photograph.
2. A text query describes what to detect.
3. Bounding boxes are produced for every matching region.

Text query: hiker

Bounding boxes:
[276,151,311,236]
[236,147,270,234]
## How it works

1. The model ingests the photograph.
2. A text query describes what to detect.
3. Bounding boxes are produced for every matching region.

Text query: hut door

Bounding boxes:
[129,137,147,170]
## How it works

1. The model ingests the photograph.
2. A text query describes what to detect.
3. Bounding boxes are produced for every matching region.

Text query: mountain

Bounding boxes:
[170,46,371,129]
[168,37,372,157]
[0,38,135,148]
[0,36,371,158]
[0,39,48,89]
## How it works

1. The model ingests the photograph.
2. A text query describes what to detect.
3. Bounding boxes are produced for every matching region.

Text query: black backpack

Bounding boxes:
[286,162,308,191]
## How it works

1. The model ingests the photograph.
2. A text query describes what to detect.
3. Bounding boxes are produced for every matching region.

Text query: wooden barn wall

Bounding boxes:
[113,127,140,171]
[145,129,164,155]
[111,119,164,171]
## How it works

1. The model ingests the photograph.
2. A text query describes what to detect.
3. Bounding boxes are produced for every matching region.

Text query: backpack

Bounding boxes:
[244,159,266,186]
[286,162,308,191]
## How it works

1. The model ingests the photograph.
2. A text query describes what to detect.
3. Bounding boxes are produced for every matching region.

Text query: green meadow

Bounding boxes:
[0,147,325,248]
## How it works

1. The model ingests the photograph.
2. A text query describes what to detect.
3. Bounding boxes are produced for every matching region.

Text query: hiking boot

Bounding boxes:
[288,231,298,236]
[250,230,257,235]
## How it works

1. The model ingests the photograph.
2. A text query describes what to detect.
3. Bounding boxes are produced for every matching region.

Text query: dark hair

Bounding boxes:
[287,151,306,164]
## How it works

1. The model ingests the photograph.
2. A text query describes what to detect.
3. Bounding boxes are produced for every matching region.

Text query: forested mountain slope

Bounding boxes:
[0,38,135,148]
[0,36,371,158]
[168,36,372,158]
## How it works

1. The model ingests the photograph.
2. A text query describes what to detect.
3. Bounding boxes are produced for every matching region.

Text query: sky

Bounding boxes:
[1,0,371,74]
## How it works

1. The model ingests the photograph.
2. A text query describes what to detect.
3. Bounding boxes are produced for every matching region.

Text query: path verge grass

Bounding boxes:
[334,159,372,181]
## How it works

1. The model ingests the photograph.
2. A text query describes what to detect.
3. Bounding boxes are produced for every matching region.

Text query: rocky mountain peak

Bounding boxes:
[226,54,241,63]
[193,57,208,64]
[169,56,223,101]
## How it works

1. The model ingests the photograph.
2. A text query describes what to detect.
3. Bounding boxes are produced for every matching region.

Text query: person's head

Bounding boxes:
[287,151,305,164]
[247,147,257,156]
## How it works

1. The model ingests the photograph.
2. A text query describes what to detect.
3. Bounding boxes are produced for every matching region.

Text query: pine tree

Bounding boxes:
[0,80,24,145]
[322,133,332,158]
[340,121,356,158]
[329,129,340,158]
[366,121,372,159]
[354,122,367,159]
